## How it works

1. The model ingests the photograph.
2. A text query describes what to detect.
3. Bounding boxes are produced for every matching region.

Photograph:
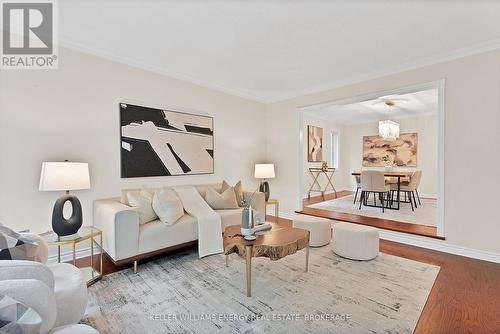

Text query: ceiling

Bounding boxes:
[58,1,500,102]
[304,88,438,124]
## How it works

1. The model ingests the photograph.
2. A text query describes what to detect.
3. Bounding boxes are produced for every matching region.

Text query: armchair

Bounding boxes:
[0,260,97,334]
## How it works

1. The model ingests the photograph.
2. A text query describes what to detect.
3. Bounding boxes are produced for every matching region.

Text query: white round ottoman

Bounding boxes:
[293,215,332,247]
[332,222,379,260]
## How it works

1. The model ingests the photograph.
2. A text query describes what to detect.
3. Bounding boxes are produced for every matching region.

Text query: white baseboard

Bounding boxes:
[271,210,500,264]
[47,245,102,264]
[378,230,500,263]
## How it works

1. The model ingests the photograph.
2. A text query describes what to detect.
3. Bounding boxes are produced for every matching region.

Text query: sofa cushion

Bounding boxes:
[152,189,184,225]
[205,187,239,210]
[138,215,198,254]
[127,190,157,225]
[221,180,244,206]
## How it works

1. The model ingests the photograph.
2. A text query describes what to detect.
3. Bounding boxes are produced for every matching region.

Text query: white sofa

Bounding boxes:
[93,183,265,269]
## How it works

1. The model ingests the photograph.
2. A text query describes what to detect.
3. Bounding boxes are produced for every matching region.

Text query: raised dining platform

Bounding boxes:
[299,191,442,239]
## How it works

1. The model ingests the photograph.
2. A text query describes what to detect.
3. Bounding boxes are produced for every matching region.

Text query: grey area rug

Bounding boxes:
[83,247,439,334]
[307,194,437,227]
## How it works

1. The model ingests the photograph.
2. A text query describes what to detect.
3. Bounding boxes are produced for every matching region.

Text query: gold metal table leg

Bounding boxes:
[305,244,310,272]
[275,202,279,223]
[308,171,322,199]
[325,171,337,198]
[90,235,94,270]
[72,242,76,266]
[245,245,252,297]
[99,233,103,275]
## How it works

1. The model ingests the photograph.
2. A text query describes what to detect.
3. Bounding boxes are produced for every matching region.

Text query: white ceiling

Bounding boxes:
[58,1,500,102]
[304,88,438,124]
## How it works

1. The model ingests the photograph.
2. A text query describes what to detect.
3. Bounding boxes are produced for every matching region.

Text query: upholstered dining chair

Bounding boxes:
[413,170,423,205]
[353,175,361,204]
[389,170,421,211]
[359,170,390,212]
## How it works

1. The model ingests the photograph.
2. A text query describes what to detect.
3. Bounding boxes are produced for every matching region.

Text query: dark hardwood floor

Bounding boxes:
[75,215,500,333]
[300,191,441,239]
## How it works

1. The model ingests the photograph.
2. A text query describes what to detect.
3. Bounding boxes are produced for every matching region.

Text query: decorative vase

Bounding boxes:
[241,206,254,236]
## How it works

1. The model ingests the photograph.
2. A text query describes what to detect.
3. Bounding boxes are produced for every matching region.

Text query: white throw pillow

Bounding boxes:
[127,190,158,225]
[152,189,184,225]
[205,187,239,209]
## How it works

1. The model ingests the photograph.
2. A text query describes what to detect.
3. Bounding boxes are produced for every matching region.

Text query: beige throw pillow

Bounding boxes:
[127,190,158,225]
[205,187,239,209]
[221,180,244,206]
[152,189,184,225]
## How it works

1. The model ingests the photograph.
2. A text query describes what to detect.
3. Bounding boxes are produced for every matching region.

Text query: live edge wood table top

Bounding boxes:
[223,224,309,260]
[223,224,310,297]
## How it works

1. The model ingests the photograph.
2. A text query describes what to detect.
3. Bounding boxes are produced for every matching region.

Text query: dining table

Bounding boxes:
[352,170,414,210]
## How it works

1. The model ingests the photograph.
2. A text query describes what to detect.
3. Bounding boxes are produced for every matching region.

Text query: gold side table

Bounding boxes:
[266,199,279,223]
[40,226,103,286]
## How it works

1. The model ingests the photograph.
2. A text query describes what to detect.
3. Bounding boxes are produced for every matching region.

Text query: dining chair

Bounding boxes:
[359,170,390,212]
[353,175,361,204]
[389,170,421,211]
[414,170,422,205]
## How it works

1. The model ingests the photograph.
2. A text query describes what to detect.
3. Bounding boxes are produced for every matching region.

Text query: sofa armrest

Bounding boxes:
[0,260,54,291]
[243,191,266,217]
[93,199,139,262]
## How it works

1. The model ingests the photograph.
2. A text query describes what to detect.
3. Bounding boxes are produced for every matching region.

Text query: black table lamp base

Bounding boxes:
[52,193,83,237]
[259,181,270,201]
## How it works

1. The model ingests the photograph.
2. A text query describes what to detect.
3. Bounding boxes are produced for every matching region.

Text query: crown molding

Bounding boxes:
[266,38,500,103]
[58,38,269,104]
[59,37,500,105]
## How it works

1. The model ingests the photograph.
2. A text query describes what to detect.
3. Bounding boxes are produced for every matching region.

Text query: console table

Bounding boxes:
[307,167,337,199]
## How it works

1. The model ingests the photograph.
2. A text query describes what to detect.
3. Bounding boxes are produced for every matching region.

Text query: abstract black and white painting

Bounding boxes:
[120,103,214,178]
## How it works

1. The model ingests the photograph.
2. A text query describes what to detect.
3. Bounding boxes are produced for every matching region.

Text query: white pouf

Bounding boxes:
[48,263,88,327]
[332,222,379,260]
[293,215,332,247]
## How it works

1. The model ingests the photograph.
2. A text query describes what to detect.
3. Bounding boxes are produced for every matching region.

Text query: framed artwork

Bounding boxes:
[362,133,418,167]
[120,103,214,178]
[307,125,323,162]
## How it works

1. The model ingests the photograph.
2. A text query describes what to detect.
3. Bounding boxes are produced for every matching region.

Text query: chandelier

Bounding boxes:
[379,120,400,141]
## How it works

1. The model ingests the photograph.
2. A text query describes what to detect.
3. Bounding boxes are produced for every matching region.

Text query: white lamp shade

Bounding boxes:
[379,120,400,141]
[39,162,90,191]
[254,164,275,179]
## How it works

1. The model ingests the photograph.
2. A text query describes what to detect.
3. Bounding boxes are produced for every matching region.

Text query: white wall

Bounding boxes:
[0,47,267,236]
[266,49,500,256]
[341,114,438,197]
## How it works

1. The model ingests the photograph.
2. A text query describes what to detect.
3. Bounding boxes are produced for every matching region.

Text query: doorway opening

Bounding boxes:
[296,80,445,239]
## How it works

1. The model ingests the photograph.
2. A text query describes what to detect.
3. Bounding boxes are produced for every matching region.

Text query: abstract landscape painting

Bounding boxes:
[120,103,214,177]
[363,133,418,167]
[307,125,323,162]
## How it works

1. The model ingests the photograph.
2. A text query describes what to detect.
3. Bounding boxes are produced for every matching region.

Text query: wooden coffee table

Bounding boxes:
[223,224,310,297]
